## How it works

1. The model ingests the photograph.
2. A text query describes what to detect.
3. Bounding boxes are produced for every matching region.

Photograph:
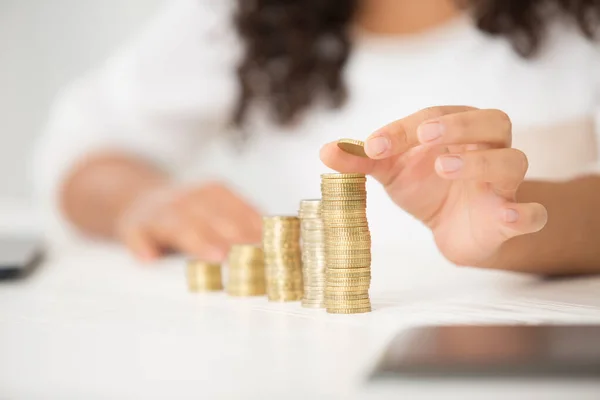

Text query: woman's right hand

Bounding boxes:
[116,182,263,262]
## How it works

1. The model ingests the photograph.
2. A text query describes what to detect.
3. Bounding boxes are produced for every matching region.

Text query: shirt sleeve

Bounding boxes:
[32,0,238,232]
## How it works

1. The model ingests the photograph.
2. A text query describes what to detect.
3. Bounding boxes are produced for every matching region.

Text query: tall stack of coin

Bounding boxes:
[186,260,223,292]
[298,200,326,308]
[321,173,372,314]
[227,245,266,296]
[262,216,304,302]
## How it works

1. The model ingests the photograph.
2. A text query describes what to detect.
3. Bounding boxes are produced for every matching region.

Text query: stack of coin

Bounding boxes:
[321,173,372,314]
[186,260,223,292]
[226,244,266,296]
[262,216,304,302]
[298,199,326,308]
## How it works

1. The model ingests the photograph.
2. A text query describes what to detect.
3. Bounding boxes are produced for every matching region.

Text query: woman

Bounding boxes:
[35,0,600,275]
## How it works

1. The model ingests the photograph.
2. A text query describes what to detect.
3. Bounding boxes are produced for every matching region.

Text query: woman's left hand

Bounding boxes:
[320,106,548,267]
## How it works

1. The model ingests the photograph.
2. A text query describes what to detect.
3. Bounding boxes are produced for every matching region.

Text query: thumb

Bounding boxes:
[319,142,395,184]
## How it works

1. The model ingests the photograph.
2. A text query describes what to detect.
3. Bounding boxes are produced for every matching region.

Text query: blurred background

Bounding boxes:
[0,0,163,205]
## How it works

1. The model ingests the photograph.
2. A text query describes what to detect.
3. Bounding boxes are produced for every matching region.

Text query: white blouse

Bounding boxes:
[34,0,600,254]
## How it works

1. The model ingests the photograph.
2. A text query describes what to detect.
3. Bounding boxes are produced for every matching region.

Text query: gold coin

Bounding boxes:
[325,229,370,234]
[326,267,371,273]
[325,255,371,261]
[321,173,366,179]
[324,234,371,240]
[325,260,372,265]
[325,257,371,263]
[320,197,366,202]
[321,198,366,203]
[326,295,371,302]
[326,268,371,274]
[327,303,372,310]
[325,228,371,234]
[325,287,369,294]
[325,289,369,296]
[325,248,371,253]
[325,245,371,251]
[187,261,223,292]
[327,306,371,312]
[336,139,368,158]
[321,215,367,221]
[326,271,371,285]
[320,189,366,194]
[326,238,371,243]
[321,198,367,203]
[321,185,367,191]
[326,270,371,277]
[326,276,371,283]
[325,253,371,264]
[321,205,366,211]
[321,208,367,213]
[321,203,367,209]
[326,306,372,314]
[326,285,371,291]
[321,188,366,193]
[299,199,321,207]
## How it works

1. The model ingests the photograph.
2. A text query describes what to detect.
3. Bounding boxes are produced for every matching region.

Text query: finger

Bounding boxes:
[218,194,263,241]
[320,142,377,173]
[320,142,395,184]
[417,109,512,148]
[171,227,229,262]
[499,202,548,240]
[435,148,528,193]
[185,197,246,244]
[194,185,263,241]
[151,209,229,262]
[119,226,160,262]
[364,106,476,159]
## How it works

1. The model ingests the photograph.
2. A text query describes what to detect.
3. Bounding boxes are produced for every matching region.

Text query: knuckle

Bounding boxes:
[491,109,513,133]
[448,112,470,133]
[422,106,447,120]
[474,153,491,177]
[513,149,529,177]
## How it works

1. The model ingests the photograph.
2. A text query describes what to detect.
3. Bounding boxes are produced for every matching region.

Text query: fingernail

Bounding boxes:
[365,135,391,156]
[505,209,519,223]
[438,156,463,173]
[418,122,444,143]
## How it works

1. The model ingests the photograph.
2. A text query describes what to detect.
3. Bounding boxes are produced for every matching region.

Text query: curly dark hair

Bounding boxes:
[233,0,600,128]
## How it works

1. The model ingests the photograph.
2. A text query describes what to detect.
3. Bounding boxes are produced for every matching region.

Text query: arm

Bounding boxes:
[60,153,167,237]
[490,177,600,276]
[35,1,262,261]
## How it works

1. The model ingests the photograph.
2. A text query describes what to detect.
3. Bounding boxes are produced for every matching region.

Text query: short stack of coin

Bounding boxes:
[321,173,372,314]
[226,244,266,296]
[298,200,326,308]
[262,216,304,302]
[186,260,223,292]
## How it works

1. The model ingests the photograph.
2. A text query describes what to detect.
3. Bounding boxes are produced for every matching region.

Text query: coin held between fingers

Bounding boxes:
[337,139,368,158]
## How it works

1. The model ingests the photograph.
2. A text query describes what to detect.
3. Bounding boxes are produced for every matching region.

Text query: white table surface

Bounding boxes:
[1,211,600,399]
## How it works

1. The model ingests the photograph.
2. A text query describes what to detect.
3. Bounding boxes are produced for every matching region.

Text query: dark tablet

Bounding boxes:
[0,236,43,280]
[370,324,600,380]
